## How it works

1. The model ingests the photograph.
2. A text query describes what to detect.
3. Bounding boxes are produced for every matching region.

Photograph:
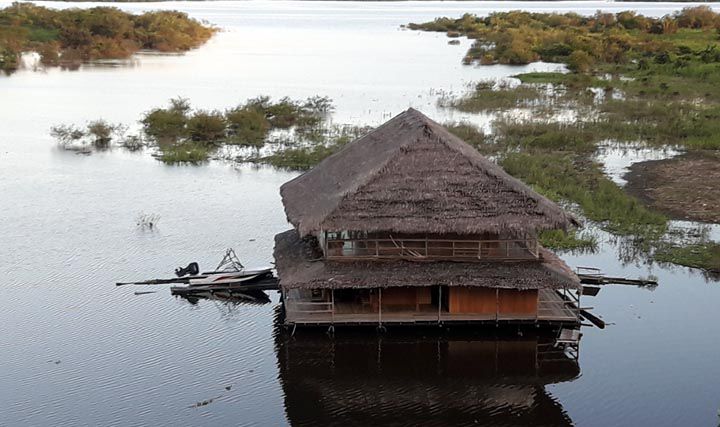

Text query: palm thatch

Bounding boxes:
[274,230,581,290]
[281,108,578,237]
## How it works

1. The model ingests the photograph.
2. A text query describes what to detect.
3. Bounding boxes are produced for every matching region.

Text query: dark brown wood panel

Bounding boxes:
[448,287,497,314]
[498,289,538,315]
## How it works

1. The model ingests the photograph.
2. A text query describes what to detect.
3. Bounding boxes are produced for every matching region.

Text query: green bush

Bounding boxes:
[225,107,270,147]
[186,110,226,143]
[140,98,189,142]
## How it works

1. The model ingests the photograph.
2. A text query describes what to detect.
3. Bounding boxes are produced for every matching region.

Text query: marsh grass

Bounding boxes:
[539,229,598,252]
[441,80,546,112]
[50,120,130,151]
[655,242,720,272]
[492,117,600,153]
[157,142,210,165]
[500,152,667,238]
[257,125,371,170]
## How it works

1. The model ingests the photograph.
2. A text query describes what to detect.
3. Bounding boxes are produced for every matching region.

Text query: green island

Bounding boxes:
[406,6,720,273]
[0,2,215,73]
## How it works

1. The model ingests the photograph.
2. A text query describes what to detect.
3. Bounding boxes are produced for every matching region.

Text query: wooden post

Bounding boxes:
[378,287,382,326]
[437,286,442,324]
[331,289,335,324]
[495,288,499,322]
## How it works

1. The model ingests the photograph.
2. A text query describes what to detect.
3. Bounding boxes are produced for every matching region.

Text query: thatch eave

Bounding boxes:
[274,230,581,291]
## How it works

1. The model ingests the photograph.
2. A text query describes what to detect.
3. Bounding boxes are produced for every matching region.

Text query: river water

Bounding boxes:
[1,1,719,426]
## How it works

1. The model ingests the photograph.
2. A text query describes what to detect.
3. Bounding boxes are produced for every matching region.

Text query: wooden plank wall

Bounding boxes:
[448,287,497,314]
[498,289,538,315]
[448,287,538,315]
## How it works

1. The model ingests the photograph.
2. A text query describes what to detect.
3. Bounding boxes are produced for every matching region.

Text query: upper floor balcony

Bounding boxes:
[323,234,540,261]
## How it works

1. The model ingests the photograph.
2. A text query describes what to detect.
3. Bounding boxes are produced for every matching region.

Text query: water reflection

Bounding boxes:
[275,327,580,426]
[173,289,271,306]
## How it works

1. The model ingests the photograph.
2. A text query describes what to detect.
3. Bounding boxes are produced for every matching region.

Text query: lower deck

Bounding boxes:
[284,287,579,326]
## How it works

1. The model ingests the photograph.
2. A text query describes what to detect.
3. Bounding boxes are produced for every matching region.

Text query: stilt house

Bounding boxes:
[274,108,582,327]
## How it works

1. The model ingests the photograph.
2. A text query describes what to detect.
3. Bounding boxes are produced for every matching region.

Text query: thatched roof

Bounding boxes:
[274,230,581,290]
[281,108,578,237]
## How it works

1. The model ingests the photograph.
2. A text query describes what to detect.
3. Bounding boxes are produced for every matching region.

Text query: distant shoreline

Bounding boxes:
[26,0,720,3]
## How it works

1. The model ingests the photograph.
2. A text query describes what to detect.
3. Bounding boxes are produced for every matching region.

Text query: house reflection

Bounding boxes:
[275,328,580,426]
[173,289,271,306]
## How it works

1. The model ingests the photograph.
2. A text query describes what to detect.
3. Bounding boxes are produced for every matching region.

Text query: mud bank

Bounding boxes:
[625,152,720,224]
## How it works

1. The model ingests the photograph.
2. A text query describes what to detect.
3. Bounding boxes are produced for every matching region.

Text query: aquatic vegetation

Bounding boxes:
[50,120,131,150]
[655,242,720,273]
[156,142,210,165]
[225,107,270,147]
[141,96,335,163]
[500,152,667,238]
[492,117,599,153]
[0,3,216,73]
[441,80,545,112]
[539,229,598,252]
[136,212,160,231]
[54,96,336,163]
[256,125,371,170]
[186,110,227,143]
[444,122,496,155]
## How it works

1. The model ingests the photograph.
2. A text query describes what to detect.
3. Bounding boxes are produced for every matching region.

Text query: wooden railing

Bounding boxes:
[324,237,539,261]
[285,301,334,314]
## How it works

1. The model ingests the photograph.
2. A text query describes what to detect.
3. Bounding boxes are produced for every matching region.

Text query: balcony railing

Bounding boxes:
[324,237,539,261]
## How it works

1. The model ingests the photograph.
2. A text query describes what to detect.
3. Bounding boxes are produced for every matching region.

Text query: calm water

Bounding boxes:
[1,1,720,426]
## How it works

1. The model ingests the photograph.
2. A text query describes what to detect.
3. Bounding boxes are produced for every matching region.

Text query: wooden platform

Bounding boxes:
[286,289,579,326]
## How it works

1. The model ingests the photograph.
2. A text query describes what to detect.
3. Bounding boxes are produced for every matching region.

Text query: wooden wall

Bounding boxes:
[448,287,538,315]
[448,287,497,314]
[498,289,538,315]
